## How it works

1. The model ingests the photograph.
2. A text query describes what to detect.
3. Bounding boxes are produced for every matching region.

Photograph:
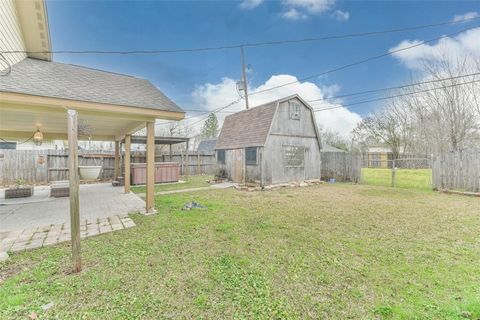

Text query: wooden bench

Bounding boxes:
[50,181,70,197]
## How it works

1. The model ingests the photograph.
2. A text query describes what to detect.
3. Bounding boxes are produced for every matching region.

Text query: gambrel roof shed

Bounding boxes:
[215,94,321,150]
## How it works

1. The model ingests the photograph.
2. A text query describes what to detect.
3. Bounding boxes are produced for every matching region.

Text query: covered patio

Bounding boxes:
[0,183,145,232]
[0,183,141,256]
[0,58,184,269]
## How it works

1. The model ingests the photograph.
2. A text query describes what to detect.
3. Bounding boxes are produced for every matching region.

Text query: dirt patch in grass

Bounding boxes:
[1,183,479,319]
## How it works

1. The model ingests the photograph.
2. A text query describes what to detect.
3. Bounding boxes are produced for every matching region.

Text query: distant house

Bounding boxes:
[215,95,321,186]
[197,138,217,153]
[365,145,397,168]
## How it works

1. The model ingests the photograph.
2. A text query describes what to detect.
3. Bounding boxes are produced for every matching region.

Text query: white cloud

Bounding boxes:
[331,10,349,22]
[280,0,339,20]
[239,0,264,10]
[185,74,361,138]
[451,11,479,23]
[282,8,308,21]
[283,0,335,14]
[389,27,480,70]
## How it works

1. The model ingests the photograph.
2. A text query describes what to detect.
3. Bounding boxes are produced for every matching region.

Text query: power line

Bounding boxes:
[248,25,480,97]
[2,17,479,55]
[180,72,480,113]
[168,72,480,128]
[155,98,243,128]
[179,76,480,129]
[306,71,480,102]
[184,98,243,129]
[312,78,480,112]
[156,24,480,128]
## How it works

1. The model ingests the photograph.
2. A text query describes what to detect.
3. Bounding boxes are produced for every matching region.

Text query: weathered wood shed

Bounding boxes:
[215,94,321,186]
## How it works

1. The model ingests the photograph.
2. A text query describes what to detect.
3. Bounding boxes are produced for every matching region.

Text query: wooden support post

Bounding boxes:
[185,139,189,181]
[124,134,131,194]
[114,140,120,180]
[169,144,173,162]
[67,109,81,273]
[146,122,155,213]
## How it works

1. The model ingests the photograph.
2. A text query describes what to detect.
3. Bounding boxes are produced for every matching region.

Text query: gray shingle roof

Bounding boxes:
[0,58,183,113]
[321,143,347,153]
[215,102,277,149]
[197,138,217,153]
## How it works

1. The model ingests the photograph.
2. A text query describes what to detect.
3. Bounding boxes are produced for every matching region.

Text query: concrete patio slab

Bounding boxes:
[0,183,145,232]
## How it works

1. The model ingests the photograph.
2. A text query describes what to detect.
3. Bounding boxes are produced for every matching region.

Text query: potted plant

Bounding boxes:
[5,179,34,199]
[77,122,103,181]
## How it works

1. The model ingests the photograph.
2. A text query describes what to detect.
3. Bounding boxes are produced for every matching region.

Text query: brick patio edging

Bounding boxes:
[0,215,136,258]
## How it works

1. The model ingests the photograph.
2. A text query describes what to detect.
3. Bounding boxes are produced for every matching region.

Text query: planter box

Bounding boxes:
[50,181,69,198]
[131,162,180,185]
[5,186,34,199]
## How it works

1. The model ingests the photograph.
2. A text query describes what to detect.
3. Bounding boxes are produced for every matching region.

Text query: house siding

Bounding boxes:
[0,0,27,66]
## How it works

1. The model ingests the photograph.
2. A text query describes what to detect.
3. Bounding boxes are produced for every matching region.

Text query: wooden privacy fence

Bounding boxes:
[432,149,480,192]
[130,151,216,176]
[0,150,115,185]
[321,152,361,183]
[0,149,217,185]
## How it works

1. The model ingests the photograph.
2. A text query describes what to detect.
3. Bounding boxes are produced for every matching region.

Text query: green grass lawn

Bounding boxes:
[362,168,432,191]
[1,183,479,319]
[130,174,213,194]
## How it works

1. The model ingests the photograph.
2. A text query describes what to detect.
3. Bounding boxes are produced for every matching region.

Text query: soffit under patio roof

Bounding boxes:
[0,100,151,141]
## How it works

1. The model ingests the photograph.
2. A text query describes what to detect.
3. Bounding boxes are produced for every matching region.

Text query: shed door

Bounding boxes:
[232,149,243,183]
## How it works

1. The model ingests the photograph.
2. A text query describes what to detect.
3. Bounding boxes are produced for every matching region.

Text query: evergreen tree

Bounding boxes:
[200,113,219,138]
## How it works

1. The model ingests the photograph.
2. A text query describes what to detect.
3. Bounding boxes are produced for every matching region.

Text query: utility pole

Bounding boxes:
[240,46,249,109]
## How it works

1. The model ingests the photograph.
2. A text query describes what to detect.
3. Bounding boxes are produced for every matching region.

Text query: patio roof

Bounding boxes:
[126,136,189,145]
[0,59,185,141]
[0,58,183,113]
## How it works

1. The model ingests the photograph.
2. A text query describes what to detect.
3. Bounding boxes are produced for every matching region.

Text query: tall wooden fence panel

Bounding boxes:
[432,149,480,192]
[0,150,116,185]
[321,152,361,183]
[130,151,216,176]
[0,149,217,186]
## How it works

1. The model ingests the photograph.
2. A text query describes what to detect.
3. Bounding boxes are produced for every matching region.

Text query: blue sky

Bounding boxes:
[45,0,480,135]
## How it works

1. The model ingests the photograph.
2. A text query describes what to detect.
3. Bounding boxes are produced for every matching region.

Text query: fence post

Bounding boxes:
[391,159,396,188]
[197,152,200,174]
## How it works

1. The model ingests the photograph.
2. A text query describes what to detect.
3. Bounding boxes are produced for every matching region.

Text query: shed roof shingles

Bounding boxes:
[0,58,183,113]
[215,102,277,149]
